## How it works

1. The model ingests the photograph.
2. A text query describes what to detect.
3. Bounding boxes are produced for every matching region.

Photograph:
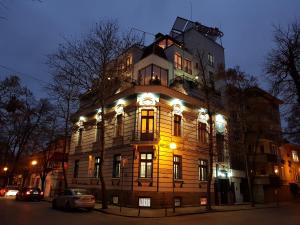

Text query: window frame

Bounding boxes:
[112,155,121,178]
[139,152,153,178]
[174,53,182,70]
[140,109,155,140]
[173,155,182,180]
[115,114,123,137]
[94,157,101,178]
[198,122,207,144]
[198,159,208,181]
[77,128,83,146]
[173,114,182,137]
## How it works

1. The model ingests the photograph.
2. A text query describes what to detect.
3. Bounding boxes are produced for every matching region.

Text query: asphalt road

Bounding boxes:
[0,198,300,225]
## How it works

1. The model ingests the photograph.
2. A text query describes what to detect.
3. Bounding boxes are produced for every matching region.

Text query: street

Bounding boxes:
[0,198,300,225]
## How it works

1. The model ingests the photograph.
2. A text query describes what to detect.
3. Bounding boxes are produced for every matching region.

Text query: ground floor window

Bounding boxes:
[174,197,181,207]
[138,197,151,207]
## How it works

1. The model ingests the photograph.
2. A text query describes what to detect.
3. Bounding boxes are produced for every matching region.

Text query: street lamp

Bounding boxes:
[170,142,177,213]
[31,160,37,166]
[3,167,8,185]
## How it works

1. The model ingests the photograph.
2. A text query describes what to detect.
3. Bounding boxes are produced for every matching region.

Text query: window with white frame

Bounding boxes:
[113,155,121,178]
[173,114,182,137]
[116,114,123,137]
[173,155,182,180]
[139,153,153,178]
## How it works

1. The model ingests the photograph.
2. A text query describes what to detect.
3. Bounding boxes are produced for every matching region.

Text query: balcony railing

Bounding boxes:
[131,131,159,143]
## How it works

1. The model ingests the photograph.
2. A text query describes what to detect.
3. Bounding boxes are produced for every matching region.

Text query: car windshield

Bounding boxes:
[72,189,91,195]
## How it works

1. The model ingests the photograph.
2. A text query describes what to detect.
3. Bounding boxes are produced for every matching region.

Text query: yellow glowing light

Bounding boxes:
[170,142,177,150]
[31,160,37,166]
[3,167,8,172]
[274,168,279,174]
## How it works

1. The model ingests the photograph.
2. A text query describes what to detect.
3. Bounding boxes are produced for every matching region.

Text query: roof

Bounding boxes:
[141,44,167,60]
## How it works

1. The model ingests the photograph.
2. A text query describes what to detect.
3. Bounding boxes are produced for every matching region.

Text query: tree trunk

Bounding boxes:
[62,98,70,189]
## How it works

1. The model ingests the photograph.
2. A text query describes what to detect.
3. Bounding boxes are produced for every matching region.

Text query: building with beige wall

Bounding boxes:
[67,17,234,208]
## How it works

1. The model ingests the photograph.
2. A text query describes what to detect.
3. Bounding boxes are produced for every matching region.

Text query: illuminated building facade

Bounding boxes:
[67,17,232,208]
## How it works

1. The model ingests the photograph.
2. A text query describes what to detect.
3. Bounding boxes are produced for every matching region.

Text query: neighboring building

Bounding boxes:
[227,87,283,203]
[67,17,233,208]
[14,137,69,198]
[279,143,300,198]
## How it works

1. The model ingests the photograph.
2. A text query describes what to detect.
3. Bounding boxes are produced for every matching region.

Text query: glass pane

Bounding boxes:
[145,66,152,84]
[147,154,152,160]
[160,69,168,86]
[146,162,152,177]
[141,110,147,116]
[148,119,153,132]
[148,110,154,116]
[140,162,146,177]
[152,65,160,80]
[141,119,147,133]
[141,154,146,160]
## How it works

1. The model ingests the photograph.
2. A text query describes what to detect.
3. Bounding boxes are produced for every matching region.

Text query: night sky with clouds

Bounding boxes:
[0,0,299,97]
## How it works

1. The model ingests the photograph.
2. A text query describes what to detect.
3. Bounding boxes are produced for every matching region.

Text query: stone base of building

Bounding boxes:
[80,188,214,208]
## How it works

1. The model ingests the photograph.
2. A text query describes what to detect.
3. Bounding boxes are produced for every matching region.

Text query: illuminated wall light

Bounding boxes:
[115,99,125,115]
[137,93,159,106]
[274,168,279,174]
[171,99,183,116]
[198,108,209,123]
[170,142,177,150]
[96,109,102,122]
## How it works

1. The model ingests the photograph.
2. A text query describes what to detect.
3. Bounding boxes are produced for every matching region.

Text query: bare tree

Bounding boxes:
[47,72,79,189]
[218,67,258,206]
[0,76,53,183]
[47,19,142,209]
[195,50,219,210]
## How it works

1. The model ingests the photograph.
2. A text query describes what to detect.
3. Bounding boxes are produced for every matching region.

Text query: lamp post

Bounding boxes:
[30,160,38,187]
[170,142,177,213]
[3,167,8,186]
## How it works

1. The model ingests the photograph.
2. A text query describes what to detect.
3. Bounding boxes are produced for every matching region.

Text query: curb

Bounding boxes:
[93,204,279,218]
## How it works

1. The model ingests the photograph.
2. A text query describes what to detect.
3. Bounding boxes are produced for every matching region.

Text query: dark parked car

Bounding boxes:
[16,187,44,201]
[52,188,95,211]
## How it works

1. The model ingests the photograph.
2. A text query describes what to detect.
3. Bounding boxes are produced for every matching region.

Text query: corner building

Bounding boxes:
[67,17,230,208]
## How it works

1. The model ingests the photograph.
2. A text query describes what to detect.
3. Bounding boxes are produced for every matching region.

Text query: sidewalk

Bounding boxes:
[94,202,283,218]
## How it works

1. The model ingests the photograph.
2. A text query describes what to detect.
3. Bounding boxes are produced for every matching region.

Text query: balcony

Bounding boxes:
[131,131,159,145]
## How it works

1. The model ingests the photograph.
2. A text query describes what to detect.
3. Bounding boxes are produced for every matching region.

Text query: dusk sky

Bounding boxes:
[0,0,299,97]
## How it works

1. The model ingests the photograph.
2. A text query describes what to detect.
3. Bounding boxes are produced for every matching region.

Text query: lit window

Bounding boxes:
[116,114,123,137]
[139,153,153,178]
[173,155,182,180]
[208,53,214,67]
[198,122,207,144]
[183,59,192,74]
[174,197,181,207]
[292,151,299,162]
[198,159,208,181]
[113,155,121,178]
[94,157,101,178]
[139,197,151,207]
[173,115,182,137]
[141,110,154,141]
[174,53,182,69]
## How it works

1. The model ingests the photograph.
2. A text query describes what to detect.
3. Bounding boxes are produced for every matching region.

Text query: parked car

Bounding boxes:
[16,187,44,201]
[52,188,95,211]
[3,186,19,198]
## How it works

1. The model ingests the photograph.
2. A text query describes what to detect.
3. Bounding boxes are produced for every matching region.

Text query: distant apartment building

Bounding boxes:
[67,17,235,208]
[227,87,284,203]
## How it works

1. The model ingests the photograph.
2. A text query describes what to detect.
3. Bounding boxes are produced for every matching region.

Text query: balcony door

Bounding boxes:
[141,109,154,141]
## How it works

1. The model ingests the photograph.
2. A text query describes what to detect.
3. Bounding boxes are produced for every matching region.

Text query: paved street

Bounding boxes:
[0,198,300,225]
